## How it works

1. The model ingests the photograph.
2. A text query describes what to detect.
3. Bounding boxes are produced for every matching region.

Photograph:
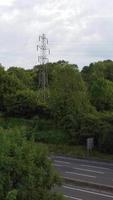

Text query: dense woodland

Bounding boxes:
[0,60,113,154]
[0,60,113,199]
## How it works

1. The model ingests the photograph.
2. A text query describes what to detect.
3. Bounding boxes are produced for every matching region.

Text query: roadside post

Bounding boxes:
[87,137,94,157]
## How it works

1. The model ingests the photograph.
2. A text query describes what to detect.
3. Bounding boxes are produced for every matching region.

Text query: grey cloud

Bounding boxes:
[0,0,113,68]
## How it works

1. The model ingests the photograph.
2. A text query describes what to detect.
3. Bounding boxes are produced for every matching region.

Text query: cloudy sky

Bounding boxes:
[0,0,113,69]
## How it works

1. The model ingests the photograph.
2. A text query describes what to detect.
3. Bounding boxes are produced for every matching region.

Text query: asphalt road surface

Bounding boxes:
[59,184,113,200]
[51,155,113,188]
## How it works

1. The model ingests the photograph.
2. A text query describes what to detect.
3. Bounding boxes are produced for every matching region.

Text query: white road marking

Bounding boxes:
[64,195,83,200]
[54,160,70,164]
[65,171,96,178]
[63,186,113,198]
[81,164,110,171]
[53,156,83,162]
[64,177,113,189]
[54,163,104,174]
[53,156,113,168]
[73,167,104,174]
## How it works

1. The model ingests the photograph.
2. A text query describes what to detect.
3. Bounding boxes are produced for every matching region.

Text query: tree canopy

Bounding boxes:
[0,60,113,154]
[0,128,65,200]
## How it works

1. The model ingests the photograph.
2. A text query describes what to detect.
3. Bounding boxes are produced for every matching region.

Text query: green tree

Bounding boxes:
[7,67,35,89]
[4,89,47,117]
[0,70,23,111]
[82,60,113,86]
[48,64,92,144]
[97,112,113,154]
[90,78,113,111]
[0,128,65,200]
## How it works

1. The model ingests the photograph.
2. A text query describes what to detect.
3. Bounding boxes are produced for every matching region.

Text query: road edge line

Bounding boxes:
[63,177,113,193]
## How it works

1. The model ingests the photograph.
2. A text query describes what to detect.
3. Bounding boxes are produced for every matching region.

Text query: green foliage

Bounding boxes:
[26,117,69,144]
[48,64,93,143]
[0,60,113,155]
[77,112,113,154]
[6,190,17,200]
[35,130,69,144]
[0,128,65,200]
[90,78,113,111]
[7,67,35,89]
[82,60,113,112]
[49,64,91,119]
[46,143,113,160]
[0,71,24,111]
[2,59,113,198]
[4,89,47,117]
[82,60,113,83]
[97,112,113,154]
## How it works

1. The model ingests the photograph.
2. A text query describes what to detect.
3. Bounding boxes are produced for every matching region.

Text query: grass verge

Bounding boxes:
[42,143,113,161]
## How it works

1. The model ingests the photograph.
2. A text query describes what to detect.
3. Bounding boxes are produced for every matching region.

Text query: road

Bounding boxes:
[59,184,113,200]
[51,155,113,187]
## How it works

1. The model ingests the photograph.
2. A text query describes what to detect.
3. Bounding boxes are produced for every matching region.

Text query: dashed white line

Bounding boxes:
[54,163,104,174]
[63,185,113,198]
[54,160,70,165]
[53,156,113,168]
[65,171,96,178]
[73,167,104,174]
[64,195,83,200]
[81,164,110,171]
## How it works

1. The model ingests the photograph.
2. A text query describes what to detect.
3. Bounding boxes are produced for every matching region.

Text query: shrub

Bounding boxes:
[0,128,65,200]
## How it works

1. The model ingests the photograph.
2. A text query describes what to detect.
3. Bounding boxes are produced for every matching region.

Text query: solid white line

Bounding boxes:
[81,164,109,170]
[63,186,113,198]
[65,171,96,178]
[54,160,70,164]
[73,167,104,174]
[53,156,113,168]
[64,195,83,200]
[53,156,82,162]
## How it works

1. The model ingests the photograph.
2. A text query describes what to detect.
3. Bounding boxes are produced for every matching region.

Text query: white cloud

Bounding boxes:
[0,0,113,69]
[0,0,15,6]
[1,9,19,22]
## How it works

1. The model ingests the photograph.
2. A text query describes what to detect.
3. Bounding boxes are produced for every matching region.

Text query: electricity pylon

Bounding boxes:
[37,34,50,95]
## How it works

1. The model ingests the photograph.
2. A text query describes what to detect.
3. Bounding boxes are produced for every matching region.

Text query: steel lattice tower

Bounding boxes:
[37,34,50,91]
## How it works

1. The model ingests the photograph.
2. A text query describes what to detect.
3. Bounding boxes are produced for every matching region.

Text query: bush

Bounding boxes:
[77,112,113,154]
[4,89,48,117]
[97,112,113,154]
[0,128,65,200]
[27,117,69,145]
[35,130,69,145]
[98,123,113,154]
